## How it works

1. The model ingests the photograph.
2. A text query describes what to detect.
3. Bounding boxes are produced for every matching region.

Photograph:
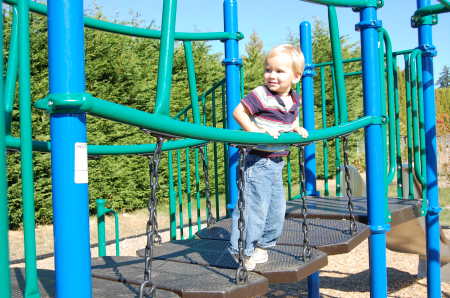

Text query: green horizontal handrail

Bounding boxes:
[313,48,415,68]
[413,3,449,18]
[6,135,207,155]
[3,0,243,41]
[392,49,415,57]
[314,57,361,67]
[344,71,362,77]
[302,0,382,8]
[36,93,382,145]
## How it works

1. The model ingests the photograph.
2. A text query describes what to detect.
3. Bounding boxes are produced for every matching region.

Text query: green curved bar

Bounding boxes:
[379,28,396,185]
[64,94,381,145]
[154,0,177,115]
[409,50,426,187]
[413,3,449,18]
[3,0,243,41]
[302,0,381,8]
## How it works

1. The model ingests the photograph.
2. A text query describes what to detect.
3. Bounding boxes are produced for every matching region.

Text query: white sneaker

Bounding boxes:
[230,253,256,271]
[252,247,268,264]
[244,256,256,271]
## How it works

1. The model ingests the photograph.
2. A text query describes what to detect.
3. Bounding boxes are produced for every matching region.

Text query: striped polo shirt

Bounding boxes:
[241,85,300,157]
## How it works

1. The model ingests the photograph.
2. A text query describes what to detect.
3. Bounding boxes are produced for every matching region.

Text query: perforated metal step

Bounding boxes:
[285,196,421,226]
[136,239,328,283]
[10,267,179,297]
[195,217,370,255]
[91,256,268,298]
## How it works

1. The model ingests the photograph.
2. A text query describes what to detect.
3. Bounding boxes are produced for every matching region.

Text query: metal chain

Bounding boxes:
[298,146,311,260]
[235,146,248,284]
[198,145,216,227]
[139,136,164,298]
[342,136,358,234]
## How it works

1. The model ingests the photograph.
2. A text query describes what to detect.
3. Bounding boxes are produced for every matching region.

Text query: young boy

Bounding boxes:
[229,44,308,270]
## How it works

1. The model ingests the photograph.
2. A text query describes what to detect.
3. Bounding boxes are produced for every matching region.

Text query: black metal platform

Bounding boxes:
[285,196,421,226]
[10,267,179,297]
[136,239,328,283]
[91,256,268,298]
[195,217,370,255]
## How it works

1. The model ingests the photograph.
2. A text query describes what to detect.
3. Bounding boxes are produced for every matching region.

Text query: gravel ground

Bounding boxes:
[9,214,450,297]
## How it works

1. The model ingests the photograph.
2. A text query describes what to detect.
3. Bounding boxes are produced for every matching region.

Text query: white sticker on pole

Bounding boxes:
[74,142,88,184]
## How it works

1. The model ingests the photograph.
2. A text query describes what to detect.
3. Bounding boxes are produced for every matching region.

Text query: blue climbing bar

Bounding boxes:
[300,21,320,298]
[357,6,389,298]
[223,0,241,209]
[48,0,92,297]
[416,1,441,297]
[300,21,319,197]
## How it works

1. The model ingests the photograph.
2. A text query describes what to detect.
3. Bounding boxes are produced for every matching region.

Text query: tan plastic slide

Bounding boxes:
[340,165,450,268]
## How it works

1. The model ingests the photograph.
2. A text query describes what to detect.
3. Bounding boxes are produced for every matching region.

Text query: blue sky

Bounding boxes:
[84,0,449,79]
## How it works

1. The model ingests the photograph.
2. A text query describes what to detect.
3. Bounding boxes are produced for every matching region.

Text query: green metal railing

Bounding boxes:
[166,78,228,240]
[0,1,437,297]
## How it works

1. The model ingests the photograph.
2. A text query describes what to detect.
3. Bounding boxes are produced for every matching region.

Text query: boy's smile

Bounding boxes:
[264,53,300,97]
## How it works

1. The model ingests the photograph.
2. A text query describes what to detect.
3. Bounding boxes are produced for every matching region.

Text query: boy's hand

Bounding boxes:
[292,126,309,138]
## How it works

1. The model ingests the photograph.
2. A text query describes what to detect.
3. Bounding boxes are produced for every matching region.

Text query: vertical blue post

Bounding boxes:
[300,21,320,298]
[48,0,92,297]
[223,0,241,209]
[357,7,389,298]
[416,1,441,297]
[300,21,319,197]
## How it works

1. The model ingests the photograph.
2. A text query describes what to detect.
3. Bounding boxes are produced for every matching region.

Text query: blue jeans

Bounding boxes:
[229,153,286,256]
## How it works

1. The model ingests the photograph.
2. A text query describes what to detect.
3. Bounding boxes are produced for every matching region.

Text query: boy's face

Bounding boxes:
[264,53,301,97]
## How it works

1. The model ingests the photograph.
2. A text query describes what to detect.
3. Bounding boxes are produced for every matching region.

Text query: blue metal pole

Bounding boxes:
[300,21,319,197]
[357,7,389,298]
[416,1,441,297]
[307,272,320,298]
[223,0,241,209]
[300,21,320,298]
[48,0,92,297]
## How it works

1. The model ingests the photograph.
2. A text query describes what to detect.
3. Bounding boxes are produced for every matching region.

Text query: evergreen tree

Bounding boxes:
[436,65,449,88]
[242,32,265,94]
[4,8,224,228]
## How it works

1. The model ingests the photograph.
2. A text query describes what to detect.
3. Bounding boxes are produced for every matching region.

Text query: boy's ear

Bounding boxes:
[292,73,302,84]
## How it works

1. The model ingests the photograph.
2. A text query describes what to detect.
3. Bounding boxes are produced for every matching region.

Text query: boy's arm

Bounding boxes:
[233,103,281,138]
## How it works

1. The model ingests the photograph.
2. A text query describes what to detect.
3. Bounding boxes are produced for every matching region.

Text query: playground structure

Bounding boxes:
[1,0,449,297]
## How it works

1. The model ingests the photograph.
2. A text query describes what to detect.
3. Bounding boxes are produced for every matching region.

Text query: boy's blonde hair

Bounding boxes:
[265,44,305,77]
